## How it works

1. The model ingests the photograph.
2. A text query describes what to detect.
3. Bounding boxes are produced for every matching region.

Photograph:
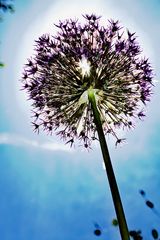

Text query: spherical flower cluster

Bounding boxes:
[22,14,153,148]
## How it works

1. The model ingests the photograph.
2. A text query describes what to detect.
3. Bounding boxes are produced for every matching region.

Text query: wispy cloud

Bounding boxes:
[0,133,73,152]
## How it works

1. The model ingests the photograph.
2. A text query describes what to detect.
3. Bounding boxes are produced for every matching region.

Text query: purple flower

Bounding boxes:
[21,14,153,148]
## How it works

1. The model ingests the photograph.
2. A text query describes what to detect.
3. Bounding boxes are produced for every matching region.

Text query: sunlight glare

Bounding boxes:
[78,57,91,77]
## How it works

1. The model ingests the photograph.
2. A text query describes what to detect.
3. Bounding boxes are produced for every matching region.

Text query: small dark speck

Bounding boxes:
[94,229,101,236]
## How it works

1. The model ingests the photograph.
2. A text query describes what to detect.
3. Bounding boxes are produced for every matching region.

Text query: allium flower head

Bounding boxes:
[22,14,153,148]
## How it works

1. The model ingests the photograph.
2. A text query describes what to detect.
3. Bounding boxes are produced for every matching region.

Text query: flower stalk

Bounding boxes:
[88,88,130,240]
[21,14,153,239]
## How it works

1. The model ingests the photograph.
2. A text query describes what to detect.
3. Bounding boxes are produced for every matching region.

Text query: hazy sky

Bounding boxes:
[1,0,160,239]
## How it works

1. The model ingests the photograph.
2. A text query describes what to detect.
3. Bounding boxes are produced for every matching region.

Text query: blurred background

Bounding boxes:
[0,0,160,239]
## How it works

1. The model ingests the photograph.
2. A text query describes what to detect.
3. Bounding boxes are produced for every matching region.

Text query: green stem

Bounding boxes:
[88,88,130,240]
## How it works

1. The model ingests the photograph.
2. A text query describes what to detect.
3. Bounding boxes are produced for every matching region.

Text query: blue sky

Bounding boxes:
[0,0,160,239]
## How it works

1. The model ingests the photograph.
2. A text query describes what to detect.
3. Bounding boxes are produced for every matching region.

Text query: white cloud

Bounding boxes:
[0,133,73,152]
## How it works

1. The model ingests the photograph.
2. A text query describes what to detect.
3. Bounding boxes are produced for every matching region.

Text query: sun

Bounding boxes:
[78,57,91,77]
